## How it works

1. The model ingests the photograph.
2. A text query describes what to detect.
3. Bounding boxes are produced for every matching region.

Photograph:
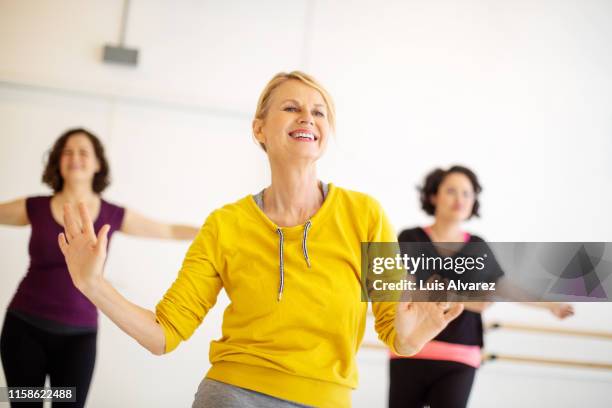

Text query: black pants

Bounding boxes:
[389,359,476,408]
[0,312,97,408]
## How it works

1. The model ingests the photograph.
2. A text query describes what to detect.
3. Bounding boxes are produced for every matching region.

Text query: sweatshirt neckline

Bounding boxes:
[246,183,337,236]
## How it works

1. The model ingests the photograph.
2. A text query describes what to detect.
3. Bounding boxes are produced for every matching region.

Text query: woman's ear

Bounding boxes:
[252,118,265,145]
[429,194,437,207]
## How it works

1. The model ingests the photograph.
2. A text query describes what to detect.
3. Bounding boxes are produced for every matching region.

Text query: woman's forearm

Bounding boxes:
[521,302,551,309]
[170,224,200,240]
[83,278,166,355]
[121,209,199,240]
[0,198,28,226]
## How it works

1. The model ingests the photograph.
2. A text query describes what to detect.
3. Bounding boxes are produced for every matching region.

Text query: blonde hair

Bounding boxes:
[254,71,336,151]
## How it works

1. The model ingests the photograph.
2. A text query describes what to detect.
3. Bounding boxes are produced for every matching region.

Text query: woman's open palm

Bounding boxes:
[58,202,110,293]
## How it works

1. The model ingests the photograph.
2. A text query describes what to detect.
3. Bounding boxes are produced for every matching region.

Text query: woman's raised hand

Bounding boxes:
[394,301,464,355]
[58,202,110,295]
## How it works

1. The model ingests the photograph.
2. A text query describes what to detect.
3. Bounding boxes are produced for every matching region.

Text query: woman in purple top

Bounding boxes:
[0,128,198,407]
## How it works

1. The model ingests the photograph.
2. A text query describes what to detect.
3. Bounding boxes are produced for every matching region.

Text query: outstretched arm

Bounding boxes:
[367,200,464,356]
[0,198,28,226]
[495,278,574,319]
[520,302,574,319]
[121,208,199,240]
[58,203,165,355]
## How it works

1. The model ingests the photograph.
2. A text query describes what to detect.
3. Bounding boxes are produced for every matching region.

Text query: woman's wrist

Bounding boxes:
[79,276,107,301]
[393,332,420,356]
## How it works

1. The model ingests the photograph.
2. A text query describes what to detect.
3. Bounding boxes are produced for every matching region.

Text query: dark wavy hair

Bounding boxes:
[419,165,482,218]
[42,128,110,193]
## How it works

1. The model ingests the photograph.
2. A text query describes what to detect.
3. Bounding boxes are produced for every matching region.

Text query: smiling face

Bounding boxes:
[253,79,331,164]
[59,133,101,187]
[431,172,476,222]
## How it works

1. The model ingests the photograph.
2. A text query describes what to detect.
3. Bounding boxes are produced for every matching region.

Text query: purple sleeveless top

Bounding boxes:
[8,196,124,328]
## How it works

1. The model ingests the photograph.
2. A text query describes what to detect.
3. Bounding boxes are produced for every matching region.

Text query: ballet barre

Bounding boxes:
[482,353,612,370]
[485,321,612,340]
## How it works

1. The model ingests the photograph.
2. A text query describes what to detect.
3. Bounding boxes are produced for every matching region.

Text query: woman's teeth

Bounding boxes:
[290,132,315,140]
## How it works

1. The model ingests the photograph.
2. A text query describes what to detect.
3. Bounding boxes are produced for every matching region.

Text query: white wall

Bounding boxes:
[1,0,611,407]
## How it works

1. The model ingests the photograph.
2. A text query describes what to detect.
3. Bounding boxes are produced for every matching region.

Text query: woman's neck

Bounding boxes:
[56,183,98,203]
[264,161,322,227]
[428,219,464,242]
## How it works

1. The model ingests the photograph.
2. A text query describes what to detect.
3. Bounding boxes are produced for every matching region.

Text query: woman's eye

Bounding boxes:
[283,106,298,112]
[314,110,325,117]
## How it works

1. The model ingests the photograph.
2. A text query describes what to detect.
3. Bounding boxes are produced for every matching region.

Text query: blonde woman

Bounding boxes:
[58,72,463,408]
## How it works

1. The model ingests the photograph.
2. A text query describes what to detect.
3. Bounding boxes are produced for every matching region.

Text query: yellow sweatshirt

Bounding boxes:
[155,183,399,407]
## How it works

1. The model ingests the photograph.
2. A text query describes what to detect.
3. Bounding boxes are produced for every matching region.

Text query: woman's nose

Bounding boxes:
[298,113,314,126]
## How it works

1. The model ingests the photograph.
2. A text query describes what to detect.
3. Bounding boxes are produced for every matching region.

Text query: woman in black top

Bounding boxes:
[389,165,574,408]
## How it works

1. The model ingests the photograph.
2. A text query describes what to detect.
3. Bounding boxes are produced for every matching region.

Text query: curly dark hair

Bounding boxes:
[42,128,110,193]
[419,165,482,218]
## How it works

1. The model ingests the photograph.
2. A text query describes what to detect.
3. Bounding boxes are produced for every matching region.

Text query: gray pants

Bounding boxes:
[192,378,313,408]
